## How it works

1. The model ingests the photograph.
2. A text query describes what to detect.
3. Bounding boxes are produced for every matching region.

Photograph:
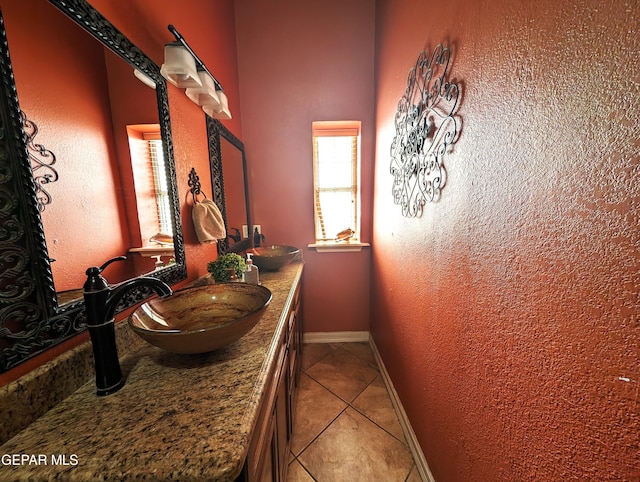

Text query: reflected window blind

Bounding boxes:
[145,135,173,236]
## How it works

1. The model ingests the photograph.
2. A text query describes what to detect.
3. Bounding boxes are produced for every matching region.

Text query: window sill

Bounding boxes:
[308,242,370,253]
[129,246,174,257]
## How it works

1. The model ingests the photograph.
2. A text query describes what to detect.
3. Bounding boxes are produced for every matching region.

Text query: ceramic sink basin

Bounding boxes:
[250,245,300,271]
[128,283,272,354]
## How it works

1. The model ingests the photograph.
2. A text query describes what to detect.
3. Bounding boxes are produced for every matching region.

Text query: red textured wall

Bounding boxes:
[235,0,375,333]
[372,0,640,480]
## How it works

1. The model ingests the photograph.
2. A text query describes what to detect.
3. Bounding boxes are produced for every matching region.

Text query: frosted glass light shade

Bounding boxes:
[160,44,202,88]
[186,71,221,108]
[203,90,232,119]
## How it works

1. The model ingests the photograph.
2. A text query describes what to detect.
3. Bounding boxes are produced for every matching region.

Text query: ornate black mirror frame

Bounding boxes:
[205,116,251,255]
[0,0,186,372]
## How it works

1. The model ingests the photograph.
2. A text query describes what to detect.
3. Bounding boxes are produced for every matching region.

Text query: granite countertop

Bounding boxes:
[0,262,303,481]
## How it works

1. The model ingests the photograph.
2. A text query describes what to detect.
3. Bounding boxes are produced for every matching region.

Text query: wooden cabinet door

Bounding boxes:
[275,359,289,482]
[258,412,276,482]
[240,281,303,482]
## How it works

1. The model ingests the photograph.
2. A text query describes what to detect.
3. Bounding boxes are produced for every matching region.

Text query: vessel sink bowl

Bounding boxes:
[128,283,272,354]
[250,245,300,271]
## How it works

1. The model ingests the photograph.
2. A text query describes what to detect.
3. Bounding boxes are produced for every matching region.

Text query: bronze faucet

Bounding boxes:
[83,256,172,396]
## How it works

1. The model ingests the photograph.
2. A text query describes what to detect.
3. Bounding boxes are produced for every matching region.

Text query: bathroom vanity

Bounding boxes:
[0,262,303,482]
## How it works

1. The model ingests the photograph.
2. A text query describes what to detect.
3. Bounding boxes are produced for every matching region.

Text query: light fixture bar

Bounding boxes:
[167,24,223,93]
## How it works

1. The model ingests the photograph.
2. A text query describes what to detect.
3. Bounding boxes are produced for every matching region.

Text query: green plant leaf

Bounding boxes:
[207,253,246,282]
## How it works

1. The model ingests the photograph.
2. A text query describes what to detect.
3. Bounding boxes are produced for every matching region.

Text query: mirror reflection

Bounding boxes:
[220,137,248,240]
[207,117,251,255]
[4,0,175,305]
[0,0,185,372]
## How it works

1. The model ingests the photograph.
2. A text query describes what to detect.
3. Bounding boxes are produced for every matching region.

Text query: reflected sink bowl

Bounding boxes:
[128,283,272,354]
[250,245,300,271]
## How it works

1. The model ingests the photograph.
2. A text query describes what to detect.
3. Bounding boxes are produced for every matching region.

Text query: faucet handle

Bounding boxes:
[84,256,127,292]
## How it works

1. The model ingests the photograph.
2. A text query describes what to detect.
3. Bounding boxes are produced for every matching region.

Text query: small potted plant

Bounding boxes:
[207,253,246,282]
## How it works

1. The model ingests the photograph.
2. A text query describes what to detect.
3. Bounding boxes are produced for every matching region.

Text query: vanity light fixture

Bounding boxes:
[160,42,202,88]
[186,70,220,108]
[204,90,232,120]
[133,68,157,89]
[163,25,232,120]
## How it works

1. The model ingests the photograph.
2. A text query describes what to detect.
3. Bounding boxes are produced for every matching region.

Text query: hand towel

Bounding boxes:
[192,199,226,243]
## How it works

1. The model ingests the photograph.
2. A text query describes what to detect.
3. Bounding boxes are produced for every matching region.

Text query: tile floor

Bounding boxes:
[287,342,422,482]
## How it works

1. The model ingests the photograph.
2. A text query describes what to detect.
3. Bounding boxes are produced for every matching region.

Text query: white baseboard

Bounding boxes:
[369,337,435,482]
[303,331,370,343]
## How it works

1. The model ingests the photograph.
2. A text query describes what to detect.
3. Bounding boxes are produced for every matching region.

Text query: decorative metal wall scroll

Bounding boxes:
[22,111,58,212]
[390,44,461,217]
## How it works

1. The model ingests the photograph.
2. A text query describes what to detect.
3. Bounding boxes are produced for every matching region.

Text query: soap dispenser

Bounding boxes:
[243,253,260,285]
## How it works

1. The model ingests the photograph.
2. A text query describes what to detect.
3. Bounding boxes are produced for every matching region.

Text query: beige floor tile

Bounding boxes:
[300,343,333,370]
[305,346,379,402]
[336,341,376,366]
[298,407,414,482]
[352,376,406,443]
[291,372,347,455]
[287,458,314,481]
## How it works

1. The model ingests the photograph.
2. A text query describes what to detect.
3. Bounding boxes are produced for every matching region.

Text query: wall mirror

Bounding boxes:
[206,117,251,254]
[0,0,186,372]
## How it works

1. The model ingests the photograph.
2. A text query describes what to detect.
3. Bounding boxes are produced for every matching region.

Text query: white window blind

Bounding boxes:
[312,121,360,242]
[146,136,173,237]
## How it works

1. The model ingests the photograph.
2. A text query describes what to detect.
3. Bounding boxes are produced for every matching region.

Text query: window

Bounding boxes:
[312,121,361,243]
[127,125,174,246]
[147,137,173,237]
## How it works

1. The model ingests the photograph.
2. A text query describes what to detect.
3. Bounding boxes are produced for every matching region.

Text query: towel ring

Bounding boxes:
[188,167,208,203]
